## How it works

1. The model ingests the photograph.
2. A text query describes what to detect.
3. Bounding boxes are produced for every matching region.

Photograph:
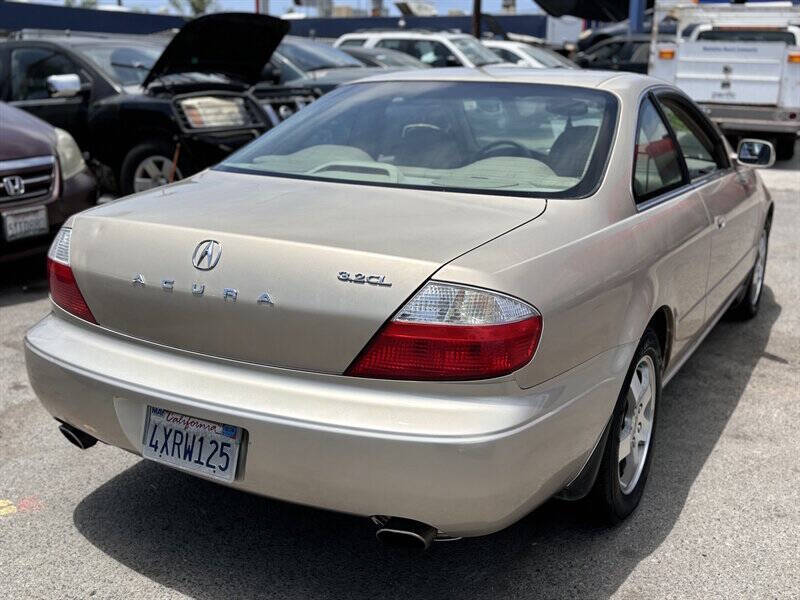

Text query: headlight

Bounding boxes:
[55,128,86,180]
[179,96,249,128]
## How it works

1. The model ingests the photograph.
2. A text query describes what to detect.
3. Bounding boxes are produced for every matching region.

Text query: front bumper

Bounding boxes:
[701,103,800,135]
[25,310,627,537]
[0,168,96,262]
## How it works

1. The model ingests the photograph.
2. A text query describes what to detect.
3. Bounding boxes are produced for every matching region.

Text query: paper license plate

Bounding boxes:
[142,406,242,483]
[3,206,48,241]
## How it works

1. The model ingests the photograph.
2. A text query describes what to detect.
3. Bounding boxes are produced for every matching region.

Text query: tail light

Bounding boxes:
[788,52,800,64]
[658,48,675,60]
[346,282,542,381]
[47,227,96,324]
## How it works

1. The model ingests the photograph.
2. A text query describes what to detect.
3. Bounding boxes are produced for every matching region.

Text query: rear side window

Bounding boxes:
[339,38,366,47]
[10,47,84,101]
[633,98,684,202]
[658,98,723,180]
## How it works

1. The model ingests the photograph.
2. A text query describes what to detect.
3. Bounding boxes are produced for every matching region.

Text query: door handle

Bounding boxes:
[714,216,727,229]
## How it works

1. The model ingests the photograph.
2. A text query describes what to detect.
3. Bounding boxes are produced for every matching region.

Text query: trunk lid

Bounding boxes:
[69,170,546,373]
[143,13,288,88]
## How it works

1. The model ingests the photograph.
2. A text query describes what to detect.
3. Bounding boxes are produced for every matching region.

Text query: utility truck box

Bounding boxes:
[650,2,800,159]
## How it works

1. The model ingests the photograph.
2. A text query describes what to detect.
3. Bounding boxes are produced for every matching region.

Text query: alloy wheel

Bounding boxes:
[750,231,767,305]
[618,354,656,495]
[133,155,182,193]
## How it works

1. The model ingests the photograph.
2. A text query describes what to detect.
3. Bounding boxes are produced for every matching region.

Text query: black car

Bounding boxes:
[0,13,312,195]
[262,36,397,95]
[575,10,677,51]
[574,34,668,74]
[339,46,429,69]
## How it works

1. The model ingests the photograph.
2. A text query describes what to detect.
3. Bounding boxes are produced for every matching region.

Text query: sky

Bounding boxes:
[30,0,545,18]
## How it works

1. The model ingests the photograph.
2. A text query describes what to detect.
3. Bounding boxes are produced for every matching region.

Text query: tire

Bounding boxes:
[590,327,662,524]
[775,134,796,162]
[727,225,769,321]
[119,141,187,197]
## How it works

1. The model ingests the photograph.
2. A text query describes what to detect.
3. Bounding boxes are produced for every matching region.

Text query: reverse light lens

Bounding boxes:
[179,96,249,128]
[395,282,535,325]
[47,227,96,324]
[346,282,542,380]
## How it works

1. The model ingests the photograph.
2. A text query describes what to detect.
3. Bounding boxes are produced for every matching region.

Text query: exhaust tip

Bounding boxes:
[58,423,97,450]
[375,517,436,551]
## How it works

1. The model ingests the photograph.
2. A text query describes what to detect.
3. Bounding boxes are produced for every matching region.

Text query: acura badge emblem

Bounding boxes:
[192,240,222,271]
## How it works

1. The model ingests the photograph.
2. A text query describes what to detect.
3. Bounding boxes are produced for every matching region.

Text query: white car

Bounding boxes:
[334,31,507,68]
[483,39,578,69]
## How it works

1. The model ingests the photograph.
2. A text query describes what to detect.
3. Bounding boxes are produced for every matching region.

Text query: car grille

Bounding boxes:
[253,87,319,127]
[0,155,56,204]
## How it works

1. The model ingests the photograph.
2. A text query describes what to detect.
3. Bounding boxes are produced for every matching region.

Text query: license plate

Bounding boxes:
[142,407,242,483]
[2,206,48,242]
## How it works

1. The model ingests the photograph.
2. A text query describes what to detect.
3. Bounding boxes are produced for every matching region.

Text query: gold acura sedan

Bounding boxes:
[25,69,774,549]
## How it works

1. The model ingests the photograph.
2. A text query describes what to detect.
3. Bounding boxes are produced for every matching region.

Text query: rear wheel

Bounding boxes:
[119,141,185,196]
[590,328,661,523]
[728,226,768,320]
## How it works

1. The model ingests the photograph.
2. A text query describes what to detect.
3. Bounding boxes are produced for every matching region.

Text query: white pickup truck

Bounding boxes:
[650,3,800,159]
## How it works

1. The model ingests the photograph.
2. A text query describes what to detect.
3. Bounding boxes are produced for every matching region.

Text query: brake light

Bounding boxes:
[47,227,96,324]
[346,282,542,381]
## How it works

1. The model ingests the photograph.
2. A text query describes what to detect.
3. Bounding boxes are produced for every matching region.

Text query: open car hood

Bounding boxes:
[143,13,289,87]
[535,0,652,21]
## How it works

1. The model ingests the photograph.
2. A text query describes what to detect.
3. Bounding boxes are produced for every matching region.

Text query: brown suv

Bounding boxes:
[1,101,96,262]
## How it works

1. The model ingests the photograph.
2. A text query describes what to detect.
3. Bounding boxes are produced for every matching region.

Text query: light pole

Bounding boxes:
[472,0,481,38]
[629,0,645,34]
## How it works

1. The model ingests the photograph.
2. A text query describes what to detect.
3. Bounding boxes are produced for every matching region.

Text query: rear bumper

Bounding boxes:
[701,103,800,135]
[25,310,628,537]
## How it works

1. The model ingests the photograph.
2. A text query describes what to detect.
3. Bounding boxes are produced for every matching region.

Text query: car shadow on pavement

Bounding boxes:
[73,288,781,600]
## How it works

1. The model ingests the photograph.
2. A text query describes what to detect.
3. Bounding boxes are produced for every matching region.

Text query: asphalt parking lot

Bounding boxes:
[1,153,798,599]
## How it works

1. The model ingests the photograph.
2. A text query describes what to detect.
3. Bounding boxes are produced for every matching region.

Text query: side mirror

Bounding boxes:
[737,138,776,168]
[445,55,461,67]
[46,74,81,98]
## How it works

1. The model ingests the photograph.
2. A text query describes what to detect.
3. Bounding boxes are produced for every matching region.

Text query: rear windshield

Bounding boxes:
[697,29,797,44]
[277,39,362,73]
[217,81,618,198]
[518,45,577,68]
[450,37,504,66]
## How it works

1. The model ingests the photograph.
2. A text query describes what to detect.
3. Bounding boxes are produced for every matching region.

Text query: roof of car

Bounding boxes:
[351,66,655,92]
[483,39,526,47]
[6,30,168,47]
[340,31,473,39]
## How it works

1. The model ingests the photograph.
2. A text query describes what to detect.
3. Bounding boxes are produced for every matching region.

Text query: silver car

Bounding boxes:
[25,68,774,549]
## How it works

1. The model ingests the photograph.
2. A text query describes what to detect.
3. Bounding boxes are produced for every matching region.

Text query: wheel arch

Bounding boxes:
[647,305,674,373]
